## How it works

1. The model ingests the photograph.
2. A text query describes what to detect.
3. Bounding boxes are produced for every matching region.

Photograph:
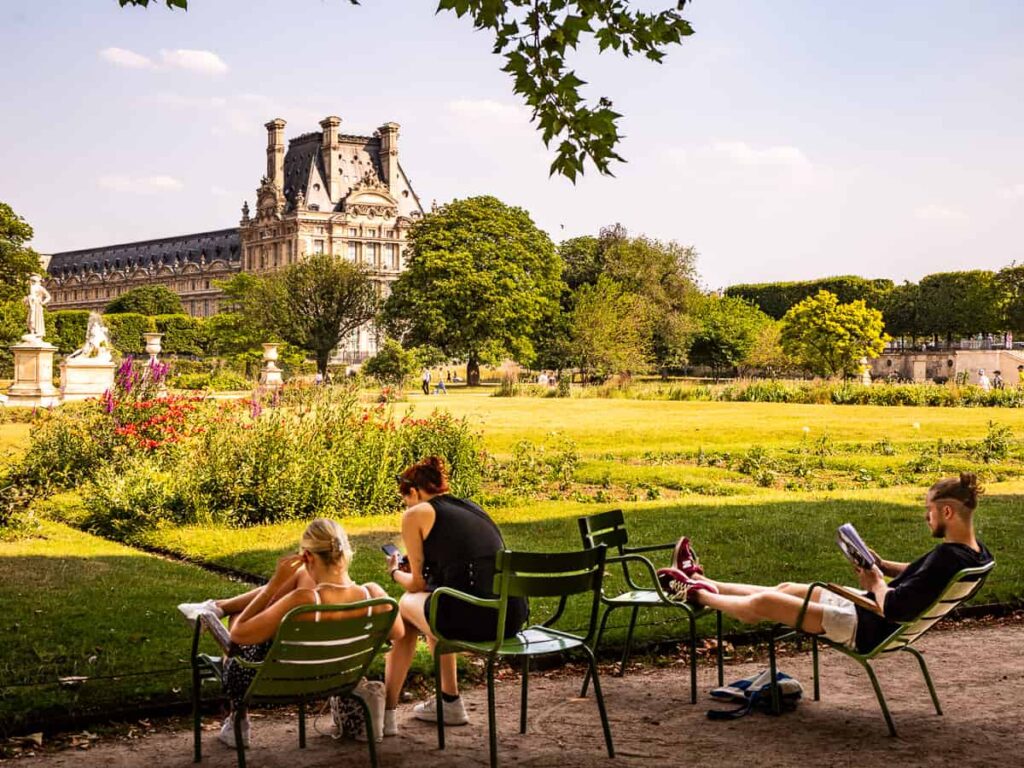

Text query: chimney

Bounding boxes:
[319,115,341,200]
[378,122,400,193]
[265,118,287,189]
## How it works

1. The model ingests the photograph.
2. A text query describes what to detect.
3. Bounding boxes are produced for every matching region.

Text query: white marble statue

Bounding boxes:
[67,312,113,362]
[24,274,51,340]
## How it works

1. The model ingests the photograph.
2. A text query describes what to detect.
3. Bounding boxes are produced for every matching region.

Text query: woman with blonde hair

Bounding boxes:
[179,518,403,748]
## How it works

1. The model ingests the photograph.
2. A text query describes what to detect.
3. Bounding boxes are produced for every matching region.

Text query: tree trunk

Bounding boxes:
[316,349,330,378]
[467,355,480,387]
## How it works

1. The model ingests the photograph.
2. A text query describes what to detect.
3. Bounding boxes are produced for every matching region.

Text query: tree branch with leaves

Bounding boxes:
[118,0,695,180]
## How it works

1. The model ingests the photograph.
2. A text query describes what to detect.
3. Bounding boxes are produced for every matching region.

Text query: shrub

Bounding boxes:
[105,313,155,355]
[47,310,90,354]
[154,314,206,356]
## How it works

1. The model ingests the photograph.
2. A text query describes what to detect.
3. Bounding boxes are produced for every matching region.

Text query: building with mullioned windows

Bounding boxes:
[44,116,424,362]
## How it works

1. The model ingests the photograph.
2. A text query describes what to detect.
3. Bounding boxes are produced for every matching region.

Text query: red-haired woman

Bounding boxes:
[383,456,527,736]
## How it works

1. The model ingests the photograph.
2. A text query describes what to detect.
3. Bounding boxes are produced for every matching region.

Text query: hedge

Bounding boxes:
[154,314,206,356]
[47,310,90,355]
[105,313,155,355]
[726,276,894,320]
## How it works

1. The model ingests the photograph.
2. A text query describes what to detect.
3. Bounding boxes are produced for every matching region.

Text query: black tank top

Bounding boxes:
[422,495,508,597]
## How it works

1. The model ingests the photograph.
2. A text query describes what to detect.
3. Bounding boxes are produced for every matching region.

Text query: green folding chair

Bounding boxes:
[428,546,614,768]
[767,561,995,735]
[190,596,398,768]
[577,509,724,703]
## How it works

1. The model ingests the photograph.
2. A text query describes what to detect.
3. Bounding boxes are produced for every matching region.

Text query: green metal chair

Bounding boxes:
[767,561,995,735]
[577,509,724,703]
[190,597,398,768]
[428,546,614,768]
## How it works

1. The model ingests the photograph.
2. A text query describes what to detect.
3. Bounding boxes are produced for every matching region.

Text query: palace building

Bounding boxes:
[45,116,425,362]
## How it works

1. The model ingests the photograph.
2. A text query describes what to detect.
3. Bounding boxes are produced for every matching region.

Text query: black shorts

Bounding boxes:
[425,592,528,643]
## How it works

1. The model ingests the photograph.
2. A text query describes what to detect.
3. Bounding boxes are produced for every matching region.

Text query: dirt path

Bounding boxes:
[12,619,1024,767]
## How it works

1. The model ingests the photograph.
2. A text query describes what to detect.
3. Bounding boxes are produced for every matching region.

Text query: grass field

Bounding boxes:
[2,391,1023,734]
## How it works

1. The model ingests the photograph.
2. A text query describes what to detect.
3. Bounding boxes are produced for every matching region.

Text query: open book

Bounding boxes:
[836,523,875,570]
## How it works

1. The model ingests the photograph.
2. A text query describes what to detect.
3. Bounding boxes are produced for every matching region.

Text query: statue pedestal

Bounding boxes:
[259,363,284,391]
[6,339,60,407]
[60,357,116,402]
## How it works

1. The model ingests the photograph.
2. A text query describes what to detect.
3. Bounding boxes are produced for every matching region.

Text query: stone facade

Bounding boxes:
[45,115,424,361]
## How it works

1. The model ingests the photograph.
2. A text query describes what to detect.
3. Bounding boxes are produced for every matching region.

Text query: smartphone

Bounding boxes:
[381,543,401,558]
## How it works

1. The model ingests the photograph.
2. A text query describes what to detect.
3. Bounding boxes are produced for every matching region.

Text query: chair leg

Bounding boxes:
[904,647,942,716]
[487,659,499,768]
[767,628,780,715]
[688,613,698,704]
[298,699,306,748]
[812,635,820,701]
[583,646,615,758]
[520,656,529,734]
[619,606,640,677]
[715,609,724,688]
[355,693,379,768]
[234,707,247,768]
[862,661,898,737]
[434,648,446,750]
[191,663,202,763]
[580,604,616,697]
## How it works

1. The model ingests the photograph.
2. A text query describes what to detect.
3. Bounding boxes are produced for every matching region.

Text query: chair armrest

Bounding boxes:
[606,553,675,603]
[428,587,503,653]
[622,542,676,556]
[823,583,884,616]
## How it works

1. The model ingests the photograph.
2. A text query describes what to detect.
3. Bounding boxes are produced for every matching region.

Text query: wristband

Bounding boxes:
[389,567,399,581]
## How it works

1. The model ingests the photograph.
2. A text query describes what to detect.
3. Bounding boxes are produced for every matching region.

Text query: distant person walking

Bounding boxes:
[434,374,447,395]
[977,369,991,392]
[422,368,431,396]
[992,371,1004,390]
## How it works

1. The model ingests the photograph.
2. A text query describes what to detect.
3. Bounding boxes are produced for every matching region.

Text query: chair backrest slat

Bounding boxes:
[246,598,397,704]
[868,561,994,657]
[505,571,600,598]
[578,510,628,551]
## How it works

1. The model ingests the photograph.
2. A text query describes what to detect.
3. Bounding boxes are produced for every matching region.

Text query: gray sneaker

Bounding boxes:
[413,696,469,725]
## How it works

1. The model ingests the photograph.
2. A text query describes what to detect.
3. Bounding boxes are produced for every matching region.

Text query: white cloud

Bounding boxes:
[914,203,968,222]
[446,99,533,131]
[98,47,227,75]
[159,49,229,75]
[99,47,156,70]
[1000,183,1024,200]
[707,141,812,171]
[98,175,183,193]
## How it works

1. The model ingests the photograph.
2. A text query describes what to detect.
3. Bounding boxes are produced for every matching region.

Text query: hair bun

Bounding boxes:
[960,472,978,490]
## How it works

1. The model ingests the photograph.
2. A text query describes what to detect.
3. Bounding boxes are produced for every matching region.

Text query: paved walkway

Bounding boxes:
[16,619,1024,767]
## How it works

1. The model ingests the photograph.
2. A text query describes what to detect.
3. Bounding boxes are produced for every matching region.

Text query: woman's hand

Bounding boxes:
[386,552,402,575]
[271,554,304,584]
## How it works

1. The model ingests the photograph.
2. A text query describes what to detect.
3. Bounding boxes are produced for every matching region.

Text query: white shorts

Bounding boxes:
[816,588,861,647]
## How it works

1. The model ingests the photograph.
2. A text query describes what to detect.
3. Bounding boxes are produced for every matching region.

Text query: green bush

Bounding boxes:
[105,313,155,355]
[154,314,206,356]
[47,310,90,355]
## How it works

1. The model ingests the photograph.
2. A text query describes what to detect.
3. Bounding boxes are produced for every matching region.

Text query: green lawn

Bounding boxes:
[0,521,238,735]
[3,393,1024,734]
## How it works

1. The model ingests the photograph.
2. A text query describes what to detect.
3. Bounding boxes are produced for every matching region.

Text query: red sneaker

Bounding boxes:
[656,568,719,605]
[673,536,704,577]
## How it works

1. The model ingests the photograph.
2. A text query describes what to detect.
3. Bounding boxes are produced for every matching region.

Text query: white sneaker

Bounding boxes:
[217,713,250,749]
[178,599,225,625]
[413,696,469,725]
[383,709,398,737]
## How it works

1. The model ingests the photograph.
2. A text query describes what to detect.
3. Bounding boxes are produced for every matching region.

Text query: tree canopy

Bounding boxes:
[688,294,771,373]
[780,290,889,378]
[0,202,41,304]
[382,195,562,385]
[104,284,184,315]
[117,0,695,180]
[569,276,651,380]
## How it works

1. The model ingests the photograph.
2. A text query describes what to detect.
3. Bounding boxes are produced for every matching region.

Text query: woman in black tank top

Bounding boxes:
[383,456,527,732]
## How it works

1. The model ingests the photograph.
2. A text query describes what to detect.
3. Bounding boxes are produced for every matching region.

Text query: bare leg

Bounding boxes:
[384,592,459,709]
[694,590,826,634]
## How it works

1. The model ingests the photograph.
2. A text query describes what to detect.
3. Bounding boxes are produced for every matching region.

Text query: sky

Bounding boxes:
[1,0,1022,289]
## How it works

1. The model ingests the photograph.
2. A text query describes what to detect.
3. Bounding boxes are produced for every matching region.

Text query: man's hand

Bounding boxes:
[855,564,886,593]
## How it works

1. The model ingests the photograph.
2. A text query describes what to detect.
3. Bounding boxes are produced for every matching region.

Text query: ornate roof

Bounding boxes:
[47,228,240,278]
[282,131,385,210]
